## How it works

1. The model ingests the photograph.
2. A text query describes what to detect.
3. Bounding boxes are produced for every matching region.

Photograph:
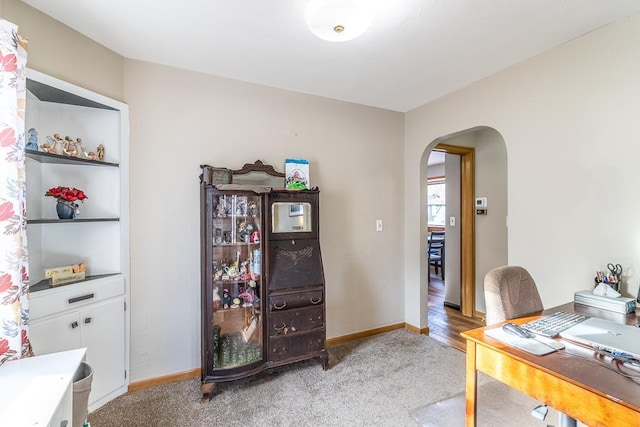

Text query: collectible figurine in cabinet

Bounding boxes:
[247,200,258,216]
[222,288,231,309]
[212,286,221,310]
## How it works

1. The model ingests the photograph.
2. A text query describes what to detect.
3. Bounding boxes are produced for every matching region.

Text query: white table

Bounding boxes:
[0,348,86,426]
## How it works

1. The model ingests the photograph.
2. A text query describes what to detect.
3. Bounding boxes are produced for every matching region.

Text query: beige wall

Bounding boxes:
[7,1,405,382]
[473,128,508,313]
[1,0,124,101]
[405,14,640,328]
[123,59,405,381]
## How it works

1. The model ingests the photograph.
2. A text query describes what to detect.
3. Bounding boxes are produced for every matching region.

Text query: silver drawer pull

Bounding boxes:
[274,323,287,331]
[273,302,287,310]
[84,317,92,324]
[71,321,79,329]
[310,297,322,304]
[68,293,94,304]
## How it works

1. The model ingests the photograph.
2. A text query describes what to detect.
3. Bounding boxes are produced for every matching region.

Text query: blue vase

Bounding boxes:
[56,201,76,219]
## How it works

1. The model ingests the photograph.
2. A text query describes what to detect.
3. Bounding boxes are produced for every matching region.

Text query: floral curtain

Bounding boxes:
[0,18,30,365]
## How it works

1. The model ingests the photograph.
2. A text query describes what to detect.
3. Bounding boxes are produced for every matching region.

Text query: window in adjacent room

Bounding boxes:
[427,178,446,226]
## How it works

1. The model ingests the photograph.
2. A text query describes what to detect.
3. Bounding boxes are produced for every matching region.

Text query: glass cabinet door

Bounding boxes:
[209,192,262,370]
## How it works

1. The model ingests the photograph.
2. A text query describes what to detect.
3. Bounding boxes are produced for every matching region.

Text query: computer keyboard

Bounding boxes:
[520,311,589,338]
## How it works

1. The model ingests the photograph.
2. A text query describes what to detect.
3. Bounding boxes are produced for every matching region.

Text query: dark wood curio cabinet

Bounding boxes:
[200,162,328,400]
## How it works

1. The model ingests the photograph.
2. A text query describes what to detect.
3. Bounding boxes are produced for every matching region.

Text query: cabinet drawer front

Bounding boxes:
[269,330,325,363]
[269,290,323,311]
[30,275,125,320]
[269,305,324,336]
[268,240,324,290]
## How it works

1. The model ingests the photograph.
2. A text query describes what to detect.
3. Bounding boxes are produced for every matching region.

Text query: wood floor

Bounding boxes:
[427,271,485,352]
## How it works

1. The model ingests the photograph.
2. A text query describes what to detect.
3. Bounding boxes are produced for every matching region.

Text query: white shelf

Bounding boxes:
[24,69,130,412]
[25,68,129,287]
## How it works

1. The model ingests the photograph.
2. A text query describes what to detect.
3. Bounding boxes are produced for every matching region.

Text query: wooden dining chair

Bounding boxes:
[428,236,445,281]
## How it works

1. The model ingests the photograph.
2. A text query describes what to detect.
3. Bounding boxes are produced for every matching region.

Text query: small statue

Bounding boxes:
[25,128,39,151]
[222,289,232,309]
[39,142,56,154]
[212,286,221,310]
[247,201,258,217]
[216,201,226,217]
[238,288,253,306]
[97,144,105,161]
[63,136,78,157]
[74,138,86,157]
[46,133,65,155]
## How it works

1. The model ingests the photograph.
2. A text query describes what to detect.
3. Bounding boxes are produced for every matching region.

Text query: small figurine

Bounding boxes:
[63,136,78,157]
[212,286,221,310]
[247,201,258,217]
[250,231,260,244]
[216,201,226,217]
[46,133,65,155]
[222,288,232,309]
[39,142,56,154]
[74,138,86,157]
[97,144,105,161]
[238,222,254,243]
[25,128,39,151]
[238,288,253,306]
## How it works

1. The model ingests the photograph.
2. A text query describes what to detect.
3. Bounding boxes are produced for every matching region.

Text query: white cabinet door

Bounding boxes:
[81,296,126,404]
[30,311,80,356]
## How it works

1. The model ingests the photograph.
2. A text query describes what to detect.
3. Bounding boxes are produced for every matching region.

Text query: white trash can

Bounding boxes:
[72,362,93,427]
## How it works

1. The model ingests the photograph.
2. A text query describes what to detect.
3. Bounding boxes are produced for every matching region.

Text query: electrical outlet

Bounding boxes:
[376,219,383,232]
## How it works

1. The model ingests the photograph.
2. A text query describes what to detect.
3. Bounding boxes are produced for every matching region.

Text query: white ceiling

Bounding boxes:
[22,0,640,112]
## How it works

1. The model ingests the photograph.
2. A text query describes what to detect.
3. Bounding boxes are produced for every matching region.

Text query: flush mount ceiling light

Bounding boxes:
[305,0,375,42]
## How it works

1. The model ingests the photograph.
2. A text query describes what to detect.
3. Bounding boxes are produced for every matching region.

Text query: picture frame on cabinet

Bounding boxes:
[289,204,303,217]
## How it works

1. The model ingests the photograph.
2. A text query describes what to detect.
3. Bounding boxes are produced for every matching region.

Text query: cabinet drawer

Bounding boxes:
[268,305,324,336]
[30,275,125,320]
[269,329,325,363]
[269,290,323,311]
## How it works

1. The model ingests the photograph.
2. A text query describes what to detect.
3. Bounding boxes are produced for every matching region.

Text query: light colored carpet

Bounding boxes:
[87,329,563,426]
[412,380,560,426]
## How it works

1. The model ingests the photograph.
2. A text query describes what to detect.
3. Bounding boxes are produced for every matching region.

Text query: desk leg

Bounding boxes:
[465,340,478,427]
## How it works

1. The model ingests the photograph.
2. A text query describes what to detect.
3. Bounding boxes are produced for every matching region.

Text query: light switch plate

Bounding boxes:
[376,220,383,232]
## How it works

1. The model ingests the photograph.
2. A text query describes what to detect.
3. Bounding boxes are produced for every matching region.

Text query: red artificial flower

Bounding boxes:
[45,186,88,203]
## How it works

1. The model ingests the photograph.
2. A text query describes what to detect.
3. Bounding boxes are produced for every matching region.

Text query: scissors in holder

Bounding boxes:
[607,263,622,280]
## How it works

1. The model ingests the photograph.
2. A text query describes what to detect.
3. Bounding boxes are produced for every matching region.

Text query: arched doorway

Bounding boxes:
[422,127,508,329]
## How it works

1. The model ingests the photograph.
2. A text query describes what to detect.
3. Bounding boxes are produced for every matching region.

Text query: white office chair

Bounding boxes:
[484,266,577,427]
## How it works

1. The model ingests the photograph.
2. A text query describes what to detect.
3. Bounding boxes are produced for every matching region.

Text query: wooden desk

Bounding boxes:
[462,303,640,427]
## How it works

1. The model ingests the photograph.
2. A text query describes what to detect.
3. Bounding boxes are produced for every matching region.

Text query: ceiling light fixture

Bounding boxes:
[305,0,375,43]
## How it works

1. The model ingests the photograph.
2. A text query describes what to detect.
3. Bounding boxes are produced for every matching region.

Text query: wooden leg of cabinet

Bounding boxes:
[201,382,215,403]
[319,350,329,370]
